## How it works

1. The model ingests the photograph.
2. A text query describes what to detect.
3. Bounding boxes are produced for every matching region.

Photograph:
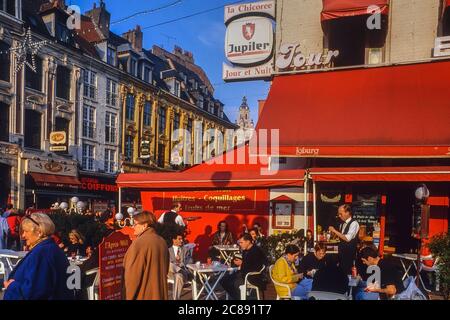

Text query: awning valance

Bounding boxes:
[256,60,450,157]
[117,169,305,189]
[30,173,81,188]
[309,167,450,182]
[321,0,389,21]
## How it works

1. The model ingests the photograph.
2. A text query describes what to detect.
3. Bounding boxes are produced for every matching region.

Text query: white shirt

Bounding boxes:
[172,245,180,259]
[340,217,360,242]
[158,211,186,227]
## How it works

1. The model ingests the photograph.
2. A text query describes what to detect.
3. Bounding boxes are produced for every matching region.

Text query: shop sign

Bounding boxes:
[27,159,77,177]
[225,0,275,24]
[223,1,275,82]
[99,231,132,300]
[49,131,67,152]
[276,43,340,70]
[433,36,450,57]
[80,177,118,193]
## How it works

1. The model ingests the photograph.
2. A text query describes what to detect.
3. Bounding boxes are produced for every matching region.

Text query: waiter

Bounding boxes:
[328,204,360,275]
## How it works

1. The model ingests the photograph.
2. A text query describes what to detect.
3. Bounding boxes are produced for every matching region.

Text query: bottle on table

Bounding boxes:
[351,260,358,278]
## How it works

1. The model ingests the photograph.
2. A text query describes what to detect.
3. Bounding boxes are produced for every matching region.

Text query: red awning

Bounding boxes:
[447,0,450,8]
[30,173,81,188]
[117,169,305,189]
[256,60,450,157]
[309,167,450,182]
[322,0,389,21]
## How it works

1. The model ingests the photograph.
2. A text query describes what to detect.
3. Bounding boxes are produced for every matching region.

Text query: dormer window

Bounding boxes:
[107,47,116,66]
[197,95,203,108]
[0,0,19,19]
[56,21,71,44]
[174,80,181,97]
[130,58,137,76]
[143,66,152,83]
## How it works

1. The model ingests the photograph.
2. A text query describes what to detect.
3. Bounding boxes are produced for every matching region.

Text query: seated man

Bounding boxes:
[293,243,327,299]
[272,244,303,298]
[168,232,192,300]
[311,260,349,296]
[220,234,268,300]
[356,246,405,300]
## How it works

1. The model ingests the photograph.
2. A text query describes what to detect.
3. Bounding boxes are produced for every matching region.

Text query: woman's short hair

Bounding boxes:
[133,211,157,227]
[285,244,300,255]
[21,213,55,237]
[69,229,85,245]
[217,220,228,231]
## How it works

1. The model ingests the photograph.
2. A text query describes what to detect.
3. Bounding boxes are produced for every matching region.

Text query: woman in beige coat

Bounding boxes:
[123,211,169,300]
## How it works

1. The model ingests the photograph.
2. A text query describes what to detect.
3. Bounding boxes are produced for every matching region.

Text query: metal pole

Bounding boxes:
[303,178,308,254]
[313,181,317,243]
[118,187,122,214]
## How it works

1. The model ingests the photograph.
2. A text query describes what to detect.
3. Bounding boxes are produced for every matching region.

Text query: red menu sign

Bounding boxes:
[98,231,132,300]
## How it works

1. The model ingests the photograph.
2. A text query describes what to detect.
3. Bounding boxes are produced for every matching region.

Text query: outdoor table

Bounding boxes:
[187,263,236,300]
[392,253,419,280]
[0,250,28,280]
[213,245,240,266]
[68,256,89,266]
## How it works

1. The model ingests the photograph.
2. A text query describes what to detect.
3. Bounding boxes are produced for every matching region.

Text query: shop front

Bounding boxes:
[77,173,118,213]
[24,157,81,209]
[0,142,19,208]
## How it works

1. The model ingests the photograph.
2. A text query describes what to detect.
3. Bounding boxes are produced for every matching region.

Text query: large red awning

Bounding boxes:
[117,169,305,189]
[322,0,389,21]
[309,167,450,182]
[30,173,81,188]
[256,60,450,157]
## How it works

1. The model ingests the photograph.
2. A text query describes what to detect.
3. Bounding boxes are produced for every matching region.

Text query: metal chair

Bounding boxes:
[268,264,293,300]
[85,268,100,300]
[183,243,196,265]
[419,256,440,292]
[239,265,266,300]
[308,291,350,300]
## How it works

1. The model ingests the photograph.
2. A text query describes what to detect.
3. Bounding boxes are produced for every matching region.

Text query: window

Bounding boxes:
[174,80,181,97]
[0,0,16,17]
[56,66,71,100]
[106,79,117,106]
[82,105,95,139]
[197,96,204,109]
[130,59,137,76]
[158,107,166,134]
[0,102,9,142]
[186,118,193,137]
[327,15,388,67]
[173,112,180,138]
[105,112,116,144]
[56,22,71,44]
[24,109,41,149]
[0,41,10,82]
[143,66,152,83]
[157,143,165,168]
[83,70,97,100]
[25,54,42,91]
[104,149,116,173]
[219,107,224,119]
[107,47,116,66]
[126,94,135,121]
[143,101,152,127]
[125,135,134,162]
[82,144,94,171]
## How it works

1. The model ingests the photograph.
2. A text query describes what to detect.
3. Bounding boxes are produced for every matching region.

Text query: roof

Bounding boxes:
[256,60,450,154]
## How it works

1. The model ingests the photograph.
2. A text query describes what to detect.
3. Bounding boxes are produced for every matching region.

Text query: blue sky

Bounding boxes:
[69,0,270,124]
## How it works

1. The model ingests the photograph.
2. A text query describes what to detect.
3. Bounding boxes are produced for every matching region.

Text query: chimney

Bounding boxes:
[122,25,143,52]
[85,0,111,39]
[172,46,194,64]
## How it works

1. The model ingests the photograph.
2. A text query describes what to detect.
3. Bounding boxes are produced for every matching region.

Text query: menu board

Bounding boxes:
[99,231,132,300]
[352,194,381,226]
[274,203,292,228]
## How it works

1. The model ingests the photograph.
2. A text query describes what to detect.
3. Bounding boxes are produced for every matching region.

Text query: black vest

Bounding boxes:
[163,211,178,224]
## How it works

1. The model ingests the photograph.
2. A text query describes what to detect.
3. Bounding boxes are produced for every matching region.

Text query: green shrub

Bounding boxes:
[260,230,304,264]
[427,233,450,300]
[49,210,112,248]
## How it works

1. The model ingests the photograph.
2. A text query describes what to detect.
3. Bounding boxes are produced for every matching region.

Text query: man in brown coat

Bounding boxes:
[123,211,169,300]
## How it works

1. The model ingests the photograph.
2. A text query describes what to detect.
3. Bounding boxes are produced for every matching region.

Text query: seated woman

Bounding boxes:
[208,221,234,261]
[65,229,86,257]
[272,245,303,298]
[294,243,327,299]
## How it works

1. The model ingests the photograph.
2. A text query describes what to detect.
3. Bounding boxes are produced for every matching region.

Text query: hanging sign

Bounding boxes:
[223,1,275,82]
[49,131,67,152]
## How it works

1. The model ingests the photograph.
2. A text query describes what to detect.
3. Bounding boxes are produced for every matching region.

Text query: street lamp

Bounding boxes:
[115,208,135,228]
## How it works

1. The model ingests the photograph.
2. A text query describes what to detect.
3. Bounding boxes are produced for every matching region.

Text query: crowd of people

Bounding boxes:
[0,202,425,300]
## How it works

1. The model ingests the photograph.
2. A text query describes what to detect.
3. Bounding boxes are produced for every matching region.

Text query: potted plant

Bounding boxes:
[427,233,450,300]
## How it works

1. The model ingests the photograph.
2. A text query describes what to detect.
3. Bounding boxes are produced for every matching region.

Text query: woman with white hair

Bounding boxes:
[3,213,72,300]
